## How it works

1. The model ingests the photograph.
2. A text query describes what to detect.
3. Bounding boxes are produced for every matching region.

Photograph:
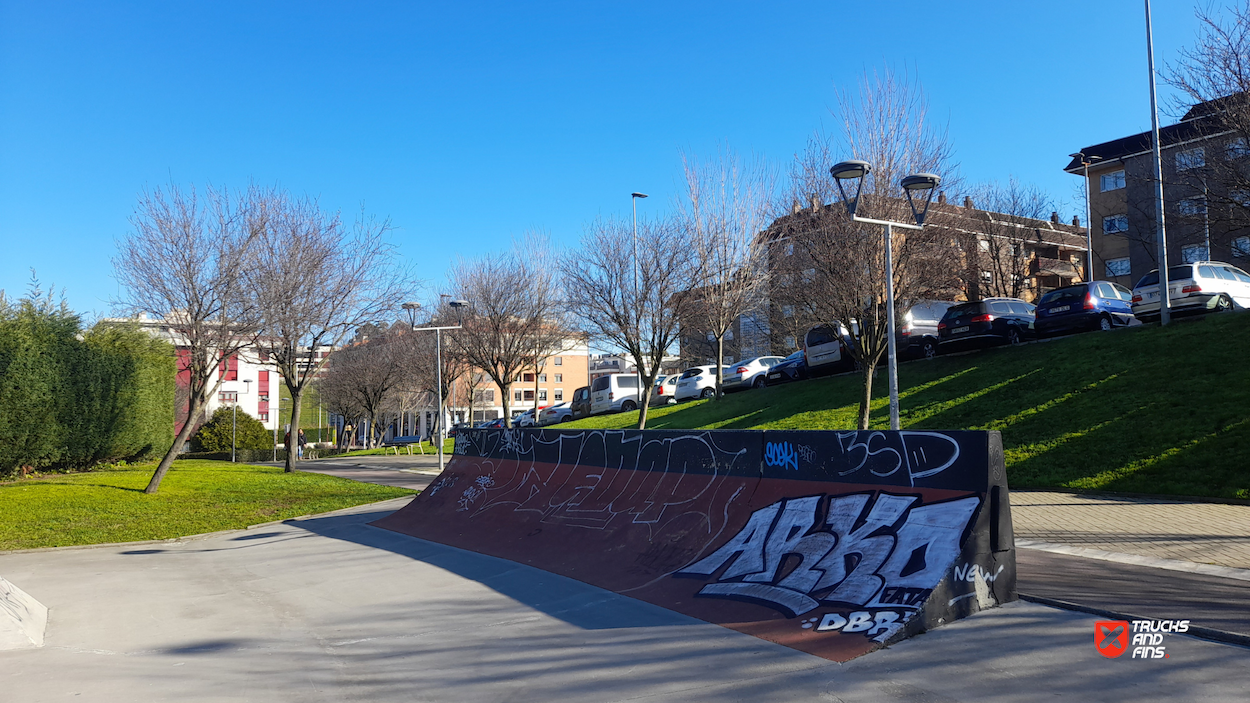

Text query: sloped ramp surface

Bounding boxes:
[0,575,48,649]
[373,428,1016,662]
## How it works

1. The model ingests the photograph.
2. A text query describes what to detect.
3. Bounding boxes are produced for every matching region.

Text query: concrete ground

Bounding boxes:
[3,499,1248,702]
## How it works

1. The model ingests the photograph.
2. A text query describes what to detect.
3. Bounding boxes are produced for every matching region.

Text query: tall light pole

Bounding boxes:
[404,298,469,472]
[1070,152,1103,281]
[232,379,251,463]
[1145,0,1171,325]
[631,192,648,403]
[830,160,940,432]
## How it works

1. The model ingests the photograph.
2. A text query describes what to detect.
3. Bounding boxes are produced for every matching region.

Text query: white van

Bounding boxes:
[590,373,642,415]
[803,322,856,375]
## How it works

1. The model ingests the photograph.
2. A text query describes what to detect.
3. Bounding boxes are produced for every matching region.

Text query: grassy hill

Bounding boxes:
[566,312,1250,499]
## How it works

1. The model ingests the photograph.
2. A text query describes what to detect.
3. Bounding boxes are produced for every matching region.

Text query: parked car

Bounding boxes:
[650,374,679,407]
[937,297,1036,351]
[1035,281,1135,337]
[899,300,958,359]
[674,365,729,401]
[480,417,505,429]
[764,350,807,385]
[569,386,592,420]
[803,322,857,375]
[448,421,474,438]
[723,356,786,390]
[515,407,548,427]
[590,373,642,415]
[1131,261,1250,322]
[539,402,572,425]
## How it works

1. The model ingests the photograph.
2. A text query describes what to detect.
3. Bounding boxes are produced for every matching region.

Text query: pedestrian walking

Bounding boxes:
[341,424,353,449]
[297,429,307,459]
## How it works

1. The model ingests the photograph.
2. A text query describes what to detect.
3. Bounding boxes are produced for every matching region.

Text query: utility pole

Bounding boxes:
[1146,0,1171,325]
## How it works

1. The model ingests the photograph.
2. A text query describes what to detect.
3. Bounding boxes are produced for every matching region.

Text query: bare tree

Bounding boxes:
[446,237,565,428]
[786,69,961,429]
[114,184,261,493]
[963,179,1056,299]
[1166,2,1250,239]
[563,217,697,429]
[316,325,408,448]
[679,147,777,397]
[242,189,412,471]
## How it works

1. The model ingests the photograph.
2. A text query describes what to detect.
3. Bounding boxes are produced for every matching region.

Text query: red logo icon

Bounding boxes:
[1095,620,1129,658]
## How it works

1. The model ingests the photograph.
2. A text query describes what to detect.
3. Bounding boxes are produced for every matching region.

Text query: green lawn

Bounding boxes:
[566,312,1250,499]
[331,438,454,457]
[0,460,415,551]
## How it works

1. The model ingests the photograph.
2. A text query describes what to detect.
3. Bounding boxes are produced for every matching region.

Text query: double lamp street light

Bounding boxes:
[829,159,940,432]
[403,297,469,473]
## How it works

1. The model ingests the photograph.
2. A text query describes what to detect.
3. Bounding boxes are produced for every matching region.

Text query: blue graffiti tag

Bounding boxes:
[764,441,799,471]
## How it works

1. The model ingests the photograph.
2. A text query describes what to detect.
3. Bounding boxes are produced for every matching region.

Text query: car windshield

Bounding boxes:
[681,368,702,378]
[591,377,609,392]
[1038,287,1085,305]
[1135,265,1196,287]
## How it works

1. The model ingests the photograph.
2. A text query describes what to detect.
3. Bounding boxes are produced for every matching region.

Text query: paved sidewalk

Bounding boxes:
[1010,490,1250,569]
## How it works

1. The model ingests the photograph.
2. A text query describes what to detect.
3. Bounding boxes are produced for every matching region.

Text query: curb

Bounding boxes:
[1011,487,1250,507]
[1016,539,1250,583]
[1018,593,1250,649]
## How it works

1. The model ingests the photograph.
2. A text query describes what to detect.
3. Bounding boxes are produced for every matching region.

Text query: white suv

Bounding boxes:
[589,373,642,415]
[674,365,729,401]
[1131,261,1250,322]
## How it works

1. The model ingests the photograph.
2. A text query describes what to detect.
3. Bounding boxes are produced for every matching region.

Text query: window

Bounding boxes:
[554,373,562,383]
[1100,170,1126,192]
[539,390,548,402]
[1103,214,1129,234]
[1007,302,1032,316]
[258,392,269,402]
[1182,244,1209,263]
[978,238,990,251]
[1105,257,1131,277]
[1234,236,1250,258]
[474,389,496,402]
[989,301,1011,314]
[781,304,795,318]
[522,373,535,383]
[538,373,547,382]
[523,390,535,401]
[1228,138,1250,159]
[980,270,993,283]
[1176,147,1205,171]
[1178,197,1207,216]
[219,390,237,403]
[259,412,269,421]
[514,390,522,402]
[514,375,522,383]
[554,389,563,401]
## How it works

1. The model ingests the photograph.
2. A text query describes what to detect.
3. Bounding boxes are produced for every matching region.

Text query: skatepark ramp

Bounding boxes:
[373,428,1016,662]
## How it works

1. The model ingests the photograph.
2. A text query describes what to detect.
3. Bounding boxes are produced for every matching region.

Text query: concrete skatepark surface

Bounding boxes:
[2,498,1248,702]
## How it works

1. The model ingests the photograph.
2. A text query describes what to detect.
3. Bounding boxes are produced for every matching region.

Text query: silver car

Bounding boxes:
[722,356,786,391]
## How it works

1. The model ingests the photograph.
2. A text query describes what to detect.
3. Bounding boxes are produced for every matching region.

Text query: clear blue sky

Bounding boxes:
[0,1,1215,317]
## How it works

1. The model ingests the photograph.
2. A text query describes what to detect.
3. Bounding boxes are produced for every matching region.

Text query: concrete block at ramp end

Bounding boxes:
[0,575,48,649]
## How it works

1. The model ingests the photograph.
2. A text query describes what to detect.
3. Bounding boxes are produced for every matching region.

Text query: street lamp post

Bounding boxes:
[404,298,470,473]
[232,379,251,463]
[1070,152,1103,281]
[631,192,648,398]
[1145,0,1171,326]
[829,160,940,432]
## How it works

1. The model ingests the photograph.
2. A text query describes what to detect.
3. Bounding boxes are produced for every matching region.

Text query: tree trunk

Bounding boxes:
[715,334,725,400]
[636,370,653,430]
[858,363,874,430]
[145,397,203,494]
[285,389,303,472]
[501,381,512,428]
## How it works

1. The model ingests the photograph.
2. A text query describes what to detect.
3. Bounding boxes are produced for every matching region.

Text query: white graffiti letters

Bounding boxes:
[835,431,961,485]
[764,441,799,471]
[677,493,981,621]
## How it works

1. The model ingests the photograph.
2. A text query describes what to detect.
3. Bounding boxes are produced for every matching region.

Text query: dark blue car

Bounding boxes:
[1034,281,1135,337]
[764,350,807,385]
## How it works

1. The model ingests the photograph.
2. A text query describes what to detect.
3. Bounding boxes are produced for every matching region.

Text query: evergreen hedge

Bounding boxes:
[191,406,273,452]
[0,291,175,477]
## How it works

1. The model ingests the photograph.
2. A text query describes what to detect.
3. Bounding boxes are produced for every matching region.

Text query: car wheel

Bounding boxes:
[1098,315,1113,331]
[700,388,715,399]
[559,416,570,423]
[1007,328,1022,345]
[620,401,637,412]
[1216,294,1233,313]
[921,340,938,359]
[753,376,767,389]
